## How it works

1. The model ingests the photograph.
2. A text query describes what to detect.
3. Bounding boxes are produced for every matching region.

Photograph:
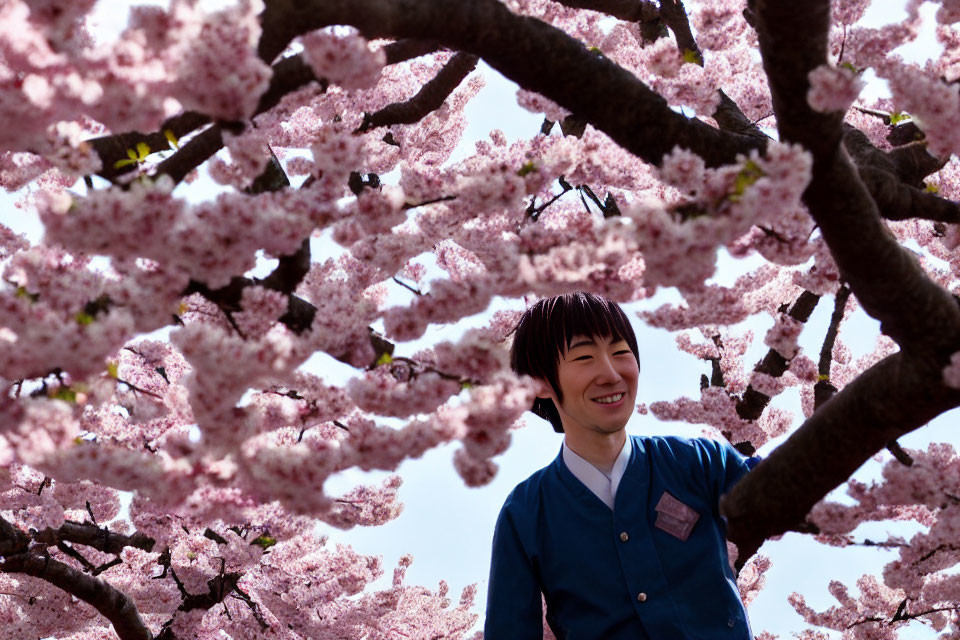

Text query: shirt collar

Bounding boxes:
[562,435,632,510]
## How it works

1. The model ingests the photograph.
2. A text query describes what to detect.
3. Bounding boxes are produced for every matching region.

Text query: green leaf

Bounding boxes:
[925,182,940,194]
[15,286,38,302]
[107,361,119,379]
[460,381,474,390]
[135,141,151,161]
[729,159,765,202]
[682,49,703,66]
[114,142,152,170]
[517,161,537,177]
[252,535,276,550]
[164,129,179,149]
[52,387,77,403]
[75,311,95,325]
[839,61,860,74]
[375,352,393,367]
[889,112,911,125]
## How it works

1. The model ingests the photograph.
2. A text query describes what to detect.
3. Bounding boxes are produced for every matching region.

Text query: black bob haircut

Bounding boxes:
[509,292,640,433]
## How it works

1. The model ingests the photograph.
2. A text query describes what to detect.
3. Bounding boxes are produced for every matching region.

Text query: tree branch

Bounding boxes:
[257,0,761,168]
[713,90,769,141]
[716,0,960,570]
[180,148,317,332]
[841,125,956,222]
[32,521,155,555]
[735,290,821,422]
[553,0,655,21]
[356,52,479,132]
[753,0,960,353]
[254,53,329,117]
[813,284,850,410]
[0,514,30,557]
[153,124,225,185]
[383,38,442,64]
[87,36,440,186]
[88,112,211,183]
[886,440,914,466]
[858,166,960,223]
[722,350,960,569]
[1,548,152,640]
[657,0,698,57]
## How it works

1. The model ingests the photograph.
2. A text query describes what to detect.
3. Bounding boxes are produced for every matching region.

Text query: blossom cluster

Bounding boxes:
[798,444,960,635]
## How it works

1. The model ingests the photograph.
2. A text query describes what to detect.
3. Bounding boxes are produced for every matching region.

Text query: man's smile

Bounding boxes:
[592,392,625,405]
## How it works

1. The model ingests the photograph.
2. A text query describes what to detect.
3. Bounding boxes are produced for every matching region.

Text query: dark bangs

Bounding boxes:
[510,292,640,433]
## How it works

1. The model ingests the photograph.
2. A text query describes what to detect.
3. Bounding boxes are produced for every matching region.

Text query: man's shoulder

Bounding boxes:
[629,434,735,466]
[503,462,554,510]
[503,462,558,515]
[629,433,709,455]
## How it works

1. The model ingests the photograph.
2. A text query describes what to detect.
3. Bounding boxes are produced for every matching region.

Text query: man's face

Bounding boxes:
[544,334,639,436]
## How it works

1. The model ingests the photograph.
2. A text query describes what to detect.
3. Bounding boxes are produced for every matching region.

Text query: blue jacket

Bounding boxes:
[484,435,756,639]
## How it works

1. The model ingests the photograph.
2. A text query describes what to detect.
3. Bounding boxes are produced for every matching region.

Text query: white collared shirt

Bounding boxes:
[562,434,632,510]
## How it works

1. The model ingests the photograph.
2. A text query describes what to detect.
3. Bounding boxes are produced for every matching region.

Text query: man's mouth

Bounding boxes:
[593,392,624,404]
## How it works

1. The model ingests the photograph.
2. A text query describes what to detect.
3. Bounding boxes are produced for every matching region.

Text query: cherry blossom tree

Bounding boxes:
[2,0,960,637]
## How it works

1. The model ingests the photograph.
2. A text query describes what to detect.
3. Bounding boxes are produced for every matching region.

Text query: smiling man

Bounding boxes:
[484,292,757,640]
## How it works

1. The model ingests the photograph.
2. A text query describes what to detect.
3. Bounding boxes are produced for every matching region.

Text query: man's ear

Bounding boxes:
[533,378,556,401]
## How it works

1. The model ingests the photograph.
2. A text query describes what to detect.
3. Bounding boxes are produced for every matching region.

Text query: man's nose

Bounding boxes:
[594,354,621,383]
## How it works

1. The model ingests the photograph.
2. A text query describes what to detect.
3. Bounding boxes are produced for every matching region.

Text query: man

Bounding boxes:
[484,292,758,639]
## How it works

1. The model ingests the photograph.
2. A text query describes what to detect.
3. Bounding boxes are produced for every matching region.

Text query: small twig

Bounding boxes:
[853,105,893,124]
[735,290,821,421]
[915,543,960,565]
[92,557,123,577]
[814,284,851,410]
[115,379,165,400]
[391,277,423,296]
[527,178,574,219]
[886,440,914,466]
[402,194,456,210]
[819,284,852,378]
[232,584,269,629]
[382,355,468,383]
[55,541,96,572]
[576,186,593,215]
[168,567,189,598]
[848,538,909,549]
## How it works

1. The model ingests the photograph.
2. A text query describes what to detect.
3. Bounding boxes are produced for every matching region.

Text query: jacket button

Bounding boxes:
[637,592,647,602]
[619,531,629,542]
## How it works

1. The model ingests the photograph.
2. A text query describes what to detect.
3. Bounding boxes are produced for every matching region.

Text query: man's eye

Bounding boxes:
[614,350,631,356]
[574,355,591,361]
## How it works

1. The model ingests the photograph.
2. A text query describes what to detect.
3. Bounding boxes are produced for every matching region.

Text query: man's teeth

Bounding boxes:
[594,393,624,404]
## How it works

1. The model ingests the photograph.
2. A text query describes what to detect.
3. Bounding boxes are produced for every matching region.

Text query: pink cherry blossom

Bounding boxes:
[301,29,385,91]
[807,64,865,113]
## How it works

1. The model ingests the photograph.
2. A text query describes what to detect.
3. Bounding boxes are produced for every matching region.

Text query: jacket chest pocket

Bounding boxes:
[652,490,701,541]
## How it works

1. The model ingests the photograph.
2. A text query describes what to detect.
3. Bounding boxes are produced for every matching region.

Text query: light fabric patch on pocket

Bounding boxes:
[654,491,700,541]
